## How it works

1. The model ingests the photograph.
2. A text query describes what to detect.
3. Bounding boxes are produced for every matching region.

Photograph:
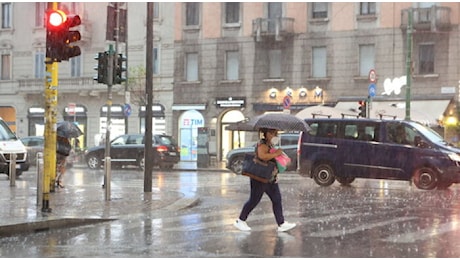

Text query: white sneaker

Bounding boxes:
[278,221,296,232]
[233,219,251,231]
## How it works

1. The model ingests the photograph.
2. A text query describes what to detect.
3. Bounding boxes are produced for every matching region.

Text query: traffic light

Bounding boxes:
[94,52,109,84]
[358,100,367,118]
[46,9,81,62]
[113,54,127,84]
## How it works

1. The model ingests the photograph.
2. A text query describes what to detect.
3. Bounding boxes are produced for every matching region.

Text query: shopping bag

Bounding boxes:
[270,148,291,173]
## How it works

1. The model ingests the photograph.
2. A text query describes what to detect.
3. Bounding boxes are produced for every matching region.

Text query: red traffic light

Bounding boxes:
[47,10,67,29]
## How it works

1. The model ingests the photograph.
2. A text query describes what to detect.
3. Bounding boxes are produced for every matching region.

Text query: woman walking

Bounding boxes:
[234,128,296,232]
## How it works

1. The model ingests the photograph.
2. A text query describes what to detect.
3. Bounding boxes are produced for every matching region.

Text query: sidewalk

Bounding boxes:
[0,161,230,236]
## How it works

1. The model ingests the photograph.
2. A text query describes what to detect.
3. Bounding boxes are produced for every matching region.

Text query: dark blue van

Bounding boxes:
[297,118,460,190]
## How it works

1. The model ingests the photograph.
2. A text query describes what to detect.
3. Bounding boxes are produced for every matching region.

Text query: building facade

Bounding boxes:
[173,2,460,161]
[0,2,459,163]
[0,2,175,151]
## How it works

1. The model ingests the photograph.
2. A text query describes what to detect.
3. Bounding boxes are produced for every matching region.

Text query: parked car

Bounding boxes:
[298,118,460,190]
[20,136,77,168]
[0,119,29,177]
[226,133,300,174]
[84,134,180,170]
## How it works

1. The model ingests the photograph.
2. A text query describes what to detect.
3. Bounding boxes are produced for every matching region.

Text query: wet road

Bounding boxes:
[2,167,460,257]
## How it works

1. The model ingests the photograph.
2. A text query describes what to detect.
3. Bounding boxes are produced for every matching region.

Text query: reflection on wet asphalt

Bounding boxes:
[2,168,460,257]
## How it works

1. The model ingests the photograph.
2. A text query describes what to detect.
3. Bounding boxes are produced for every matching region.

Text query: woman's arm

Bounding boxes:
[257,143,282,161]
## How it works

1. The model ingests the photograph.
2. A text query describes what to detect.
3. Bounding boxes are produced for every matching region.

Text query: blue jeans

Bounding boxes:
[238,178,285,226]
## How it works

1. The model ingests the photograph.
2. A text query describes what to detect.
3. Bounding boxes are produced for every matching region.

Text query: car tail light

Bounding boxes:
[176,146,181,153]
[157,145,168,152]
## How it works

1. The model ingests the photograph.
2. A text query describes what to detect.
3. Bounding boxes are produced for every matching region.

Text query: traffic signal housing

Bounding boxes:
[358,100,367,118]
[114,54,127,84]
[94,52,109,84]
[46,10,81,62]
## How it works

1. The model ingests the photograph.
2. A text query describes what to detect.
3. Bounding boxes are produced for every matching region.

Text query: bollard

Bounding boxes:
[104,156,111,201]
[36,152,44,206]
[9,153,16,187]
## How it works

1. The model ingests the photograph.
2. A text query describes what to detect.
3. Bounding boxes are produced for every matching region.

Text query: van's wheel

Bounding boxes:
[336,176,355,186]
[312,163,335,186]
[412,167,438,190]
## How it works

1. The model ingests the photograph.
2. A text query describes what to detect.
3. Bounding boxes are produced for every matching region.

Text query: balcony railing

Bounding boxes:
[17,77,106,93]
[401,6,451,31]
[252,17,295,41]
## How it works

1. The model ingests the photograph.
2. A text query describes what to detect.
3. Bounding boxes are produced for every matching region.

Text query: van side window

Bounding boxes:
[344,124,358,139]
[308,123,318,136]
[387,123,413,145]
[317,123,337,138]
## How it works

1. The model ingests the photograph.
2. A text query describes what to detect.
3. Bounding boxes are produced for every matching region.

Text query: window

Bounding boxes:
[225,3,239,24]
[267,2,282,33]
[269,49,281,78]
[2,3,11,29]
[312,2,327,19]
[70,56,81,77]
[1,54,10,80]
[153,47,159,75]
[360,3,376,15]
[359,44,375,76]
[34,52,45,79]
[312,47,327,78]
[186,52,198,81]
[35,2,46,27]
[153,2,159,19]
[185,3,199,26]
[226,51,239,80]
[419,44,434,74]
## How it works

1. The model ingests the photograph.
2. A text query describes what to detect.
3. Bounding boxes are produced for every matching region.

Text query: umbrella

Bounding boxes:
[224,120,253,131]
[246,113,311,132]
[56,121,83,138]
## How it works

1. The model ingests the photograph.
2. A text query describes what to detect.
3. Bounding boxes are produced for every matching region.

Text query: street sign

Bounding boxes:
[283,95,291,109]
[123,103,132,117]
[68,103,76,116]
[369,69,376,83]
[368,83,376,97]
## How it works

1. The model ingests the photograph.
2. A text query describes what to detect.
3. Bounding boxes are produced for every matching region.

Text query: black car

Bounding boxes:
[84,134,180,170]
[226,133,299,174]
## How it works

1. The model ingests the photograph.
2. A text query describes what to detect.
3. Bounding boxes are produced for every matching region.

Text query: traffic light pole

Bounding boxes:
[42,2,59,213]
[104,44,115,201]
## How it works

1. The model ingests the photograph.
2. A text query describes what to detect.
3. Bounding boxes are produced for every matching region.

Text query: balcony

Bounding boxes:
[252,17,295,42]
[17,77,106,94]
[401,6,451,32]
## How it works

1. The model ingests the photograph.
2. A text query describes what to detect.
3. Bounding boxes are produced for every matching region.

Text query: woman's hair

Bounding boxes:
[260,128,277,138]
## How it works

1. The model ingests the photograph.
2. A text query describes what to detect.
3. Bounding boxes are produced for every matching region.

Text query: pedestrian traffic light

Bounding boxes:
[113,54,127,84]
[358,100,367,118]
[46,9,81,62]
[94,52,109,84]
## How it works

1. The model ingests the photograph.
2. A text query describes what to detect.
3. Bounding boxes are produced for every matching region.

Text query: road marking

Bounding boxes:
[308,217,417,238]
[381,220,460,243]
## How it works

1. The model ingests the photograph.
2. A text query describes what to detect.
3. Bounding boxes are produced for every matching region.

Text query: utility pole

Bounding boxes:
[144,2,154,192]
[405,10,413,120]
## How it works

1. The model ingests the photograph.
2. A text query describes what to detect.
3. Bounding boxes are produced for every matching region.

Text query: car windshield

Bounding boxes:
[156,135,177,146]
[0,120,17,141]
[411,122,445,144]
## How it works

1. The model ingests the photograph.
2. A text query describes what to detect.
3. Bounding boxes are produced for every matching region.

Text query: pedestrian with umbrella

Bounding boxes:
[233,113,309,232]
[55,121,83,188]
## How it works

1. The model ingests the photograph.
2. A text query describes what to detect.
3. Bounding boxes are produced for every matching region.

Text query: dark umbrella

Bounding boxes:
[56,121,83,138]
[246,113,311,132]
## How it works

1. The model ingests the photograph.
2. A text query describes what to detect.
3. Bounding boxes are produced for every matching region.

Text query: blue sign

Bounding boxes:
[368,83,376,97]
[123,104,132,117]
